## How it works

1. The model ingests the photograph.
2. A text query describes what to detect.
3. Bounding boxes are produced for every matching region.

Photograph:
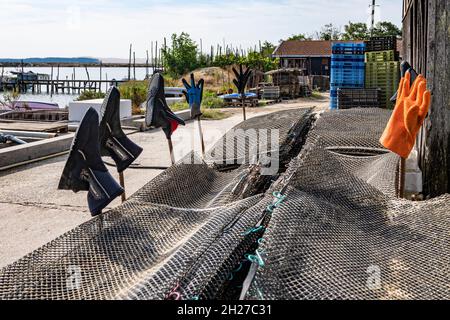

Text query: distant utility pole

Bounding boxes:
[370,0,376,36]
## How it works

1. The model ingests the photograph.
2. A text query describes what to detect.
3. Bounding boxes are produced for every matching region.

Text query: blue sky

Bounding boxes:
[0,0,403,59]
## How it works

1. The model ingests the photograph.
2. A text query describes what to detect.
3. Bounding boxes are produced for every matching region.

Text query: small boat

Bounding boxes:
[219,93,258,99]
[0,104,12,113]
[11,101,59,111]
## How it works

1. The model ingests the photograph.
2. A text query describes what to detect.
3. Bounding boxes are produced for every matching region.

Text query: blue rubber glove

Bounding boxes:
[182,73,204,119]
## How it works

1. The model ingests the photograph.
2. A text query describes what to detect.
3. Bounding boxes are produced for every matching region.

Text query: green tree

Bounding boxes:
[162,32,199,77]
[373,21,402,37]
[286,33,312,41]
[342,21,370,40]
[244,51,278,72]
[260,41,276,58]
[316,23,341,40]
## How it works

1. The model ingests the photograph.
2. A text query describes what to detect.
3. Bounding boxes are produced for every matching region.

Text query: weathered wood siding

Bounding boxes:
[403,0,449,196]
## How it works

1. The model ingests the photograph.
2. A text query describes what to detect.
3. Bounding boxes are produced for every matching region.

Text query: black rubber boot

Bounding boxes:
[99,86,143,173]
[145,73,185,139]
[58,108,124,216]
[391,61,418,102]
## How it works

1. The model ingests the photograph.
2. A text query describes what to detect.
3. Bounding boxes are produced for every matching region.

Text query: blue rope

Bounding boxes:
[266,191,286,213]
[245,250,265,267]
[242,226,265,236]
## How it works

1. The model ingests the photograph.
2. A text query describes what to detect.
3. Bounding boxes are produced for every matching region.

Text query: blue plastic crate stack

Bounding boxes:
[330,43,366,109]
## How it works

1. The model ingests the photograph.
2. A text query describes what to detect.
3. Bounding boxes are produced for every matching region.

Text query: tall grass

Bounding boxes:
[118,81,148,114]
[75,90,106,101]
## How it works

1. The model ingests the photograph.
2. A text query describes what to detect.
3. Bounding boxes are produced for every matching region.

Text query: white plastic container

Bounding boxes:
[68,99,132,122]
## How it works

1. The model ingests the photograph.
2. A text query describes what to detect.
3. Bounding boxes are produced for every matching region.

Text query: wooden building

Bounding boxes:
[402,0,449,196]
[272,40,335,76]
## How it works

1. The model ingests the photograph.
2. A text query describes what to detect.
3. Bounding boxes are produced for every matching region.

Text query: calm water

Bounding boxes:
[2,66,152,108]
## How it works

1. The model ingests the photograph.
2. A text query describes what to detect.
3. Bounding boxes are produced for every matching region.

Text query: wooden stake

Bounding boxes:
[167,138,175,165]
[128,44,132,80]
[50,66,54,97]
[241,96,247,121]
[197,116,206,158]
[399,157,406,198]
[119,171,126,203]
[146,50,149,78]
[133,52,136,80]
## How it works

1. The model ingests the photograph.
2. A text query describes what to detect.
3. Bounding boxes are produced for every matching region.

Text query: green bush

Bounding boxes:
[202,91,225,109]
[76,90,106,101]
[201,108,228,120]
[170,101,189,112]
[118,81,148,114]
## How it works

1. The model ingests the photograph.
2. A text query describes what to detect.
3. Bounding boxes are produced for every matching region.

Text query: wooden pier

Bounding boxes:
[0,79,127,95]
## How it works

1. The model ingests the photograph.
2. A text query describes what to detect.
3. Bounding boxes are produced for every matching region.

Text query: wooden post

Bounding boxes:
[399,158,406,198]
[403,0,450,196]
[50,65,54,97]
[119,172,126,203]
[73,67,76,94]
[163,37,167,69]
[151,41,154,74]
[133,52,136,80]
[241,95,247,121]
[56,65,60,94]
[128,44,132,80]
[99,63,102,92]
[197,116,206,159]
[146,50,149,78]
[167,138,175,165]
[155,41,158,71]
[20,60,24,93]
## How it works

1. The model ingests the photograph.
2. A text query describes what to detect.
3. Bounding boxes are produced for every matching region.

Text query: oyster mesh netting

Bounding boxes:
[245,109,450,300]
[0,109,312,300]
[1,108,449,300]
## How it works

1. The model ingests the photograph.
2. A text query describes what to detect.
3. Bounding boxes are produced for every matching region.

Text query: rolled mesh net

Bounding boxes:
[206,109,313,168]
[1,107,448,300]
[0,109,313,300]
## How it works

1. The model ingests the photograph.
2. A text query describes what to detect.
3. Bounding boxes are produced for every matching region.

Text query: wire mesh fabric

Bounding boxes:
[0,108,314,300]
[244,109,450,300]
[1,107,449,300]
[206,108,313,169]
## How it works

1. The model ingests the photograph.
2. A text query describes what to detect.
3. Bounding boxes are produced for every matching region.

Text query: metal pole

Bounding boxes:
[119,172,126,203]
[370,0,376,37]
[197,116,206,158]
[167,138,175,165]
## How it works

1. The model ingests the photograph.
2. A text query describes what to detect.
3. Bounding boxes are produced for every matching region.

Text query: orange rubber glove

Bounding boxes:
[380,71,431,159]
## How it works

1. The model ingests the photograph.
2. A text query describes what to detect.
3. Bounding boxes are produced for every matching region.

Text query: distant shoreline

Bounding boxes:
[0,62,151,68]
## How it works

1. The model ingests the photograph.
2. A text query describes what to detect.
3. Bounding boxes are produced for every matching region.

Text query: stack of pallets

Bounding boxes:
[364,37,400,108]
[330,43,366,109]
[337,88,382,109]
[365,36,397,52]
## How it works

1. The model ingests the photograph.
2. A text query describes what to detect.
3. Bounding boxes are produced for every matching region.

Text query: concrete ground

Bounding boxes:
[0,95,329,268]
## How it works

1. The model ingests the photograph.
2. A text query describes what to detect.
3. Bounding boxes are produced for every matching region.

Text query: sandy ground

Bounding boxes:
[0,95,329,268]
